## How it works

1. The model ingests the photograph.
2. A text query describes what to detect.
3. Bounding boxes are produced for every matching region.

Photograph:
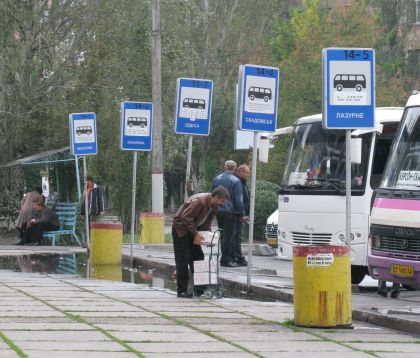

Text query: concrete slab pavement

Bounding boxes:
[0,271,420,357]
[123,243,420,336]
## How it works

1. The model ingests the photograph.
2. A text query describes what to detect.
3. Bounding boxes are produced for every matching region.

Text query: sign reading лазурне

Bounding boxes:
[323,48,375,129]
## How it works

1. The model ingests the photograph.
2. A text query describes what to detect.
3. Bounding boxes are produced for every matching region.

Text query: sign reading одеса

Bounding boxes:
[239,64,279,133]
[120,101,153,151]
[69,112,97,156]
[323,48,375,129]
[175,78,213,136]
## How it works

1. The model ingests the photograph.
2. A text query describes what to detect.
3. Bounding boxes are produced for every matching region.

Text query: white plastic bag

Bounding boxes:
[193,259,218,285]
[198,231,220,246]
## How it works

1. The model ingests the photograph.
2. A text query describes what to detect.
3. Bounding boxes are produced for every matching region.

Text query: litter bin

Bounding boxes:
[293,245,352,327]
[90,222,123,265]
[140,212,164,244]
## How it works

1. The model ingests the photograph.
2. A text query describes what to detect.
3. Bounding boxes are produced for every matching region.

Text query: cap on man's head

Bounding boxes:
[224,160,237,171]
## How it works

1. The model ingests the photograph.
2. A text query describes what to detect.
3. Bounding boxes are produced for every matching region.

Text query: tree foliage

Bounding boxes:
[262,0,412,185]
[0,0,417,230]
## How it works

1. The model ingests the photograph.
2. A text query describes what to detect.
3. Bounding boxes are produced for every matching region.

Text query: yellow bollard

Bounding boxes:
[140,212,164,244]
[90,222,123,265]
[293,245,352,327]
[90,264,122,281]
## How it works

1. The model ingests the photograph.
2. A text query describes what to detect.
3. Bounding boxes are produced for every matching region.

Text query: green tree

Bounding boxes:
[265,0,409,185]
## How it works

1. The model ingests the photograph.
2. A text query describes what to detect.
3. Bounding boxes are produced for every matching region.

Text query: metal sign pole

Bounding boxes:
[83,156,90,277]
[130,151,138,267]
[184,135,193,201]
[74,155,81,201]
[345,129,352,246]
[247,131,259,289]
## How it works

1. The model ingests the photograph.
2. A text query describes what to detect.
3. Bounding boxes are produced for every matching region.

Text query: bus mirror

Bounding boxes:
[274,126,293,136]
[259,138,270,163]
[351,138,362,164]
[351,123,383,136]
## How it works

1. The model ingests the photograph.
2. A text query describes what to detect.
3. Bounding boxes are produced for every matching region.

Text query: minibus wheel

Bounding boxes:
[351,266,366,285]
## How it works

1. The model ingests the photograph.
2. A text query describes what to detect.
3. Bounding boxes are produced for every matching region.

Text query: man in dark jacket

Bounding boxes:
[211,160,247,267]
[172,186,228,298]
[233,164,251,266]
[80,175,106,221]
[23,197,59,246]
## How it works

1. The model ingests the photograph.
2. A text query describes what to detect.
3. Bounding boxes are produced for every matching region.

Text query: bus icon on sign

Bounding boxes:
[76,126,92,135]
[127,117,147,128]
[334,74,366,92]
[248,86,272,102]
[183,98,206,109]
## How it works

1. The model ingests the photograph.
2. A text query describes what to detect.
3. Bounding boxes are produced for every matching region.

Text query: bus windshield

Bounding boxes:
[381,106,420,190]
[282,121,371,193]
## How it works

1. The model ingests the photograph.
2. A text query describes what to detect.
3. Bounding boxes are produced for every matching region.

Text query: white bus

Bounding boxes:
[276,107,403,284]
[369,93,420,287]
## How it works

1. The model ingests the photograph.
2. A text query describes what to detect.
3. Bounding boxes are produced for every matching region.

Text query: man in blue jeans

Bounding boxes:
[211,160,247,267]
[233,164,250,266]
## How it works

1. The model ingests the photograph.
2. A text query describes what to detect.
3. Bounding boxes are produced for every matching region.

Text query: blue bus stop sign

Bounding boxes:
[175,78,213,136]
[323,48,375,129]
[120,101,153,151]
[239,64,279,133]
[69,112,97,156]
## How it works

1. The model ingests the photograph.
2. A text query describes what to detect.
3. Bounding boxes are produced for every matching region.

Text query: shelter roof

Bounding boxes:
[0,146,73,168]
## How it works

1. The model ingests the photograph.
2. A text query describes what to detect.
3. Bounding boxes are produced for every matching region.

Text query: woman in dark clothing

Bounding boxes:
[23,197,59,246]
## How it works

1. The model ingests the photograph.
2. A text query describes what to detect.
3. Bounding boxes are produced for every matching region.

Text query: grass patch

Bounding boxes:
[0,331,28,358]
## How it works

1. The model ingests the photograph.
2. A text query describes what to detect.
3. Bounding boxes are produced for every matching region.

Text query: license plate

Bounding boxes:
[267,238,278,247]
[391,265,414,277]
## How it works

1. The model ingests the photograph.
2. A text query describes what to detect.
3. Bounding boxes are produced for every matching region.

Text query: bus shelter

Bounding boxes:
[0,147,83,230]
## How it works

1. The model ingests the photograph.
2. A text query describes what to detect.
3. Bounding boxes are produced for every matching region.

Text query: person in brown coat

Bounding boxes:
[22,197,59,246]
[172,185,228,298]
[15,187,43,244]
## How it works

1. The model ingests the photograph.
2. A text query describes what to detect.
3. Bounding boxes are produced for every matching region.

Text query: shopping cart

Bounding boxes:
[192,229,224,299]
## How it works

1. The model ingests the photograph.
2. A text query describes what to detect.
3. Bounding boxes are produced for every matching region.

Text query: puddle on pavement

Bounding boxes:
[0,253,177,292]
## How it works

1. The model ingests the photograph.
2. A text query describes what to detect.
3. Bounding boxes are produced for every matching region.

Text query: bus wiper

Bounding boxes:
[305,178,344,193]
[278,184,306,193]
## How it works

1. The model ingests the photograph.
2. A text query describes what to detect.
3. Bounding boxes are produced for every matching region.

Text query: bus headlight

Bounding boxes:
[370,235,380,248]
[277,228,287,241]
[339,233,354,242]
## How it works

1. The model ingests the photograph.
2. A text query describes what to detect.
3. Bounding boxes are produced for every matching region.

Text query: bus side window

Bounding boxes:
[371,136,393,189]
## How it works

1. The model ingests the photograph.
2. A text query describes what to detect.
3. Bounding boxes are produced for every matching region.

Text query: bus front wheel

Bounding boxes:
[351,266,366,285]
[336,84,343,91]
[356,85,363,92]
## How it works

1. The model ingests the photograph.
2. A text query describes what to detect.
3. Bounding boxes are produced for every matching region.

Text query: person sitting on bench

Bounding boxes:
[23,197,59,246]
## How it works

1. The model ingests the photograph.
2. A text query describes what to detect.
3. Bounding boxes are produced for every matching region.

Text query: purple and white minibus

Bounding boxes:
[369,92,420,285]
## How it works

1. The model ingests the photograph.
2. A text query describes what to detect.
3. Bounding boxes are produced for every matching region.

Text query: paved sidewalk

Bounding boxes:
[1,271,420,357]
[123,244,420,336]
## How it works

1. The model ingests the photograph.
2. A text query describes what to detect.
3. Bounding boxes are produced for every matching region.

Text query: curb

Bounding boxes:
[131,243,277,256]
[352,309,420,335]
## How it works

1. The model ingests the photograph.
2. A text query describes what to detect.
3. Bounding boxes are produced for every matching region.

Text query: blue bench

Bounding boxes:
[43,202,81,246]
